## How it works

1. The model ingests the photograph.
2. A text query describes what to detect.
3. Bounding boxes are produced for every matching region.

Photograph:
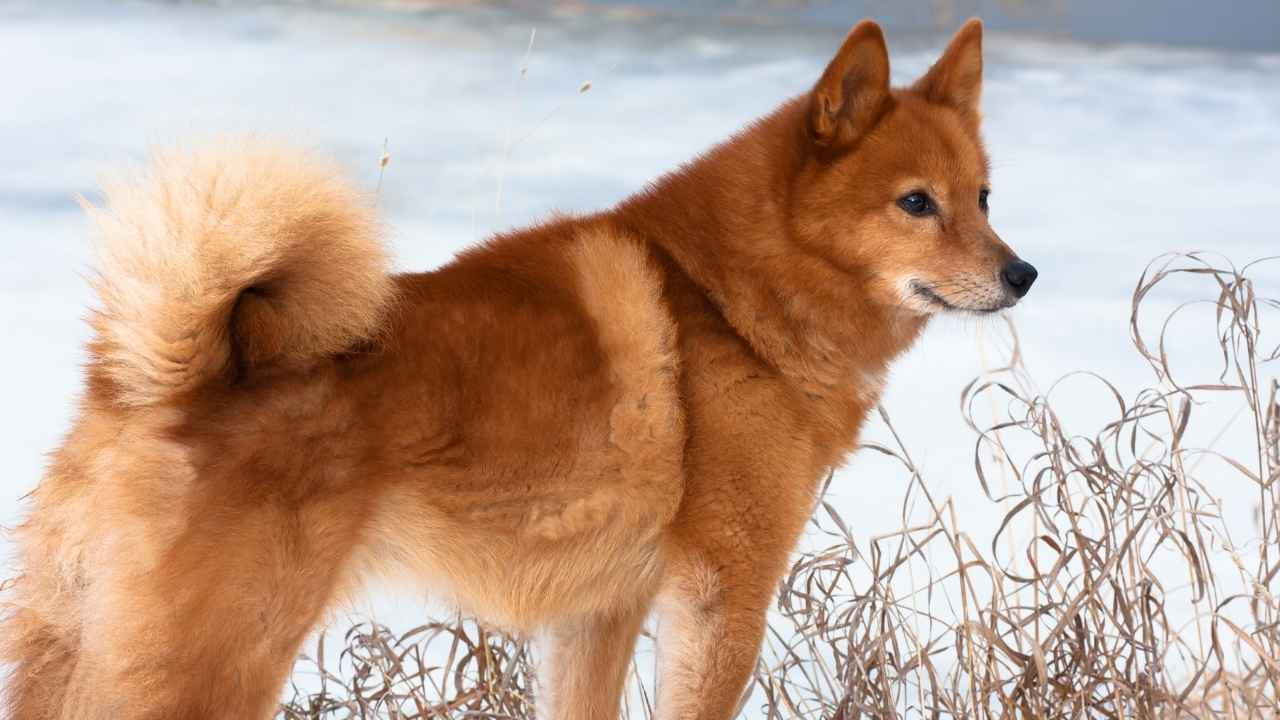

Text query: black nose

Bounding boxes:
[1001,260,1038,298]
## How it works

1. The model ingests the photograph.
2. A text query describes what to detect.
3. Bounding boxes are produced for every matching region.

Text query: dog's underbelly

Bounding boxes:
[360,463,674,631]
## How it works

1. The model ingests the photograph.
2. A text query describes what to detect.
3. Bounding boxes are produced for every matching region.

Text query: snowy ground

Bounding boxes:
[2,0,1278,712]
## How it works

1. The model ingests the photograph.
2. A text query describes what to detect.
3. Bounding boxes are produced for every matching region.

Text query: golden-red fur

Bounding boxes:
[2,19,1033,719]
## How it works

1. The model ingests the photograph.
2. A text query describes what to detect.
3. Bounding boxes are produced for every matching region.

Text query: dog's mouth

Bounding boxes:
[907,279,1015,315]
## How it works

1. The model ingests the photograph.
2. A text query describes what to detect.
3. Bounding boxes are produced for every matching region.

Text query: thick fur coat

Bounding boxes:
[2,19,1035,720]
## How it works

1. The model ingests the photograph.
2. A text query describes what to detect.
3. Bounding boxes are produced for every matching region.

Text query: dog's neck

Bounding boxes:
[616,98,926,409]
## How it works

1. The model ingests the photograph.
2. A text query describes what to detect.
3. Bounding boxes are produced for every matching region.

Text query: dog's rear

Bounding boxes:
[2,142,395,718]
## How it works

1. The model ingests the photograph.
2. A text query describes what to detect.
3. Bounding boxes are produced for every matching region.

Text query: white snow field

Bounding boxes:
[1,0,1277,714]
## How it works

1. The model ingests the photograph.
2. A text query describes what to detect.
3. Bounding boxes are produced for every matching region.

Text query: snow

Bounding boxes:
[2,0,1277,711]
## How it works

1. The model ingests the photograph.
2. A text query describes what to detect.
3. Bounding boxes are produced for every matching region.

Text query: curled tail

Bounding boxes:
[85,139,395,406]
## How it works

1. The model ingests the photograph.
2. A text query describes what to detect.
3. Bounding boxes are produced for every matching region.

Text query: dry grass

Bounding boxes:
[281,252,1279,719]
[279,619,536,719]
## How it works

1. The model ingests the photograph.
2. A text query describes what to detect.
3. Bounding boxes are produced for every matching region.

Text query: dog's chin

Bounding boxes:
[902,279,1016,316]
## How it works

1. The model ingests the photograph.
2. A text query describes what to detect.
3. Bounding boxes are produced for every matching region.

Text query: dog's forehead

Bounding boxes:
[878,94,990,183]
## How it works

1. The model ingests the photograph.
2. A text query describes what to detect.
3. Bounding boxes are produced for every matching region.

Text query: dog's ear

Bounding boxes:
[809,20,891,149]
[913,18,984,120]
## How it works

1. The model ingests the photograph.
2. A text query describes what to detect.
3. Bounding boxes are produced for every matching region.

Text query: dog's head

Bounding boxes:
[792,19,1036,315]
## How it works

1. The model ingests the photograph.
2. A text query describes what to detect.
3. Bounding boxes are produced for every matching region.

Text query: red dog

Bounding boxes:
[4,18,1034,719]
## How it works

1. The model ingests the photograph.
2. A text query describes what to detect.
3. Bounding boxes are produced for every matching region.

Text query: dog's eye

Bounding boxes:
[897,192,934,217]
[979,188,990,214]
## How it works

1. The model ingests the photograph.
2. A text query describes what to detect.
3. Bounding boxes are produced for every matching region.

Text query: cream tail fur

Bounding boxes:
[84,139,396,406]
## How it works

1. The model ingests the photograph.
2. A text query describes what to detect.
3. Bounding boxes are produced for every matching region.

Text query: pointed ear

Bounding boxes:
[809,20,891,149]
[913,18,984,119]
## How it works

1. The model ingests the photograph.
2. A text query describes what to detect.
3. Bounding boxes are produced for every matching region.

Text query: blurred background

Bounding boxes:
[2,0,1278,715]
[562,0,1280,50]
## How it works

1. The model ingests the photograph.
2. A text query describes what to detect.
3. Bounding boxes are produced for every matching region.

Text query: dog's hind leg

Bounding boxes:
[1,606,81,720]
[8,473,370,720]
[3,448,98,720]
[89,494,366,720]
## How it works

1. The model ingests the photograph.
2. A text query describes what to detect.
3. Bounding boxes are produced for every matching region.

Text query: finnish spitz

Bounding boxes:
[4,18,1035,719]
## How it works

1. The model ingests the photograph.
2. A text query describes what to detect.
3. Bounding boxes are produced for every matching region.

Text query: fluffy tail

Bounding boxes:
[84,139,396,406]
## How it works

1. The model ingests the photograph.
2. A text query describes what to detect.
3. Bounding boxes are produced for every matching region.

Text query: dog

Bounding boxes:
[2,18,1035,720]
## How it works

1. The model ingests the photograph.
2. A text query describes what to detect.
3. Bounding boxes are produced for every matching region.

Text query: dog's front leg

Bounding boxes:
[652,548,774,720]
[537,601,650,720]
